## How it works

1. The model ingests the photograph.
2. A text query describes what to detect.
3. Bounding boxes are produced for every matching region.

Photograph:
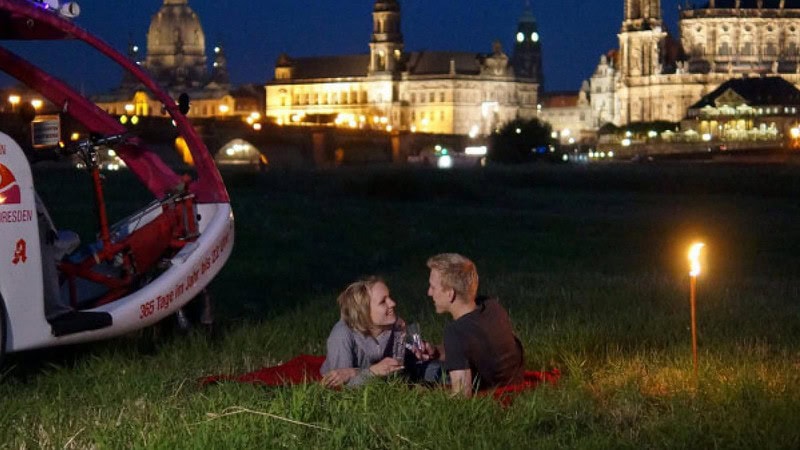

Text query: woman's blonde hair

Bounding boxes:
[426,253,478,303]
[338,276,383,334]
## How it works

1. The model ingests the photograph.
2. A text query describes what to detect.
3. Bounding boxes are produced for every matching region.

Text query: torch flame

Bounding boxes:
[688,242,705,277]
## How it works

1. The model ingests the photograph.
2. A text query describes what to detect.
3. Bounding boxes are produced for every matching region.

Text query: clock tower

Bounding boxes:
[511,1,543,87]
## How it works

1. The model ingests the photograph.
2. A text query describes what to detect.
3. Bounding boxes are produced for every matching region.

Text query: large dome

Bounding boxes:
[145,0,208,89]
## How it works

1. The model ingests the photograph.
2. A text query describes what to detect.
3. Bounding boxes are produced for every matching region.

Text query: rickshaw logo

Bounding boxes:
[0,162,21,205]
[12,239,27,265]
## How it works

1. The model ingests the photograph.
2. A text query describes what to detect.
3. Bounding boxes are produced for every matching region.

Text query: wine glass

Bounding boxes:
[406,322,422,352]
[392,322,407,363]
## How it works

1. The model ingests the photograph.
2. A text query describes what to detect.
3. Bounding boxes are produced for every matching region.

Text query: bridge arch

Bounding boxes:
[214,138,265,168]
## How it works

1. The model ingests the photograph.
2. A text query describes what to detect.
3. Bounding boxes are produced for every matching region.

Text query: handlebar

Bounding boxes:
[93,133,130,147]
[59,132,131,157]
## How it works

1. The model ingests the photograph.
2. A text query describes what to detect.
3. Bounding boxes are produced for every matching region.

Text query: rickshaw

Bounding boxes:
[0,0,234,362]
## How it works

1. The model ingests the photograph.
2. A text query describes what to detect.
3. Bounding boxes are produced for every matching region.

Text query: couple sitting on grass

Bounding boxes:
[320,253,524,397]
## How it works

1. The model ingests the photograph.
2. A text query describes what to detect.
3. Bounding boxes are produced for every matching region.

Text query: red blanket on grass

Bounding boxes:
[200,355,326,386]
[200,354,560,404]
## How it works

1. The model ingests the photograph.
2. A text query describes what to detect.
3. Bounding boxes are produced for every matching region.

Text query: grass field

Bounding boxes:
[2,162,800,448]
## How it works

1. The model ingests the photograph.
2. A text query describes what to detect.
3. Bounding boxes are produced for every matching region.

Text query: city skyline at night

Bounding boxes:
[0,0,687,94]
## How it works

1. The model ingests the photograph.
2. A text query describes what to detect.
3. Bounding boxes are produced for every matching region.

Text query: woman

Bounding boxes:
[320,277,407,388]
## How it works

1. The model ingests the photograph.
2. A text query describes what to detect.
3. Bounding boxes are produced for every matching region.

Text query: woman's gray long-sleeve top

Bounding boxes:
[320,319,400,387]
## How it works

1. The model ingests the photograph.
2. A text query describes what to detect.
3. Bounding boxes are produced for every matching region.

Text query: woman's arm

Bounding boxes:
[320,321,400,387]
[321,367,362,387]
[321,322,364,387]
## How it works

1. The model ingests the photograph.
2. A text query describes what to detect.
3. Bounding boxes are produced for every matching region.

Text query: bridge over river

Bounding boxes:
[1,113,477,169]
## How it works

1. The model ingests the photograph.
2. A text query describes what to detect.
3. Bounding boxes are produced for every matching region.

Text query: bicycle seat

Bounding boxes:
[54,229,80,259]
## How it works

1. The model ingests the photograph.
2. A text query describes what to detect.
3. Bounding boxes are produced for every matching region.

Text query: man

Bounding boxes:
[417,253,524,397]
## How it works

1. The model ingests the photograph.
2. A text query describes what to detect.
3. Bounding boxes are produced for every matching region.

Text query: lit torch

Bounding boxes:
[688,242,705,383]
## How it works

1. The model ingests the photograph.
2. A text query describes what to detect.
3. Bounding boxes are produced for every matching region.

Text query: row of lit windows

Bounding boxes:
[280,90,527,107]
[688,23,800,35]
[690,106,799,118]
[406,91,520,104]
[751,107,798,115]
[691,42,800,57]
[721,106,797,115]
[410,110,447,122]
[544,111,589,120]
[290,91,369,106]
[409,92,446,103]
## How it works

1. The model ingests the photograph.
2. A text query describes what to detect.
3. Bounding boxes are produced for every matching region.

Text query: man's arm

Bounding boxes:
[442,326,473,396]
[433,343,445,361]
[449,369,473,398]
[413,341,445,361]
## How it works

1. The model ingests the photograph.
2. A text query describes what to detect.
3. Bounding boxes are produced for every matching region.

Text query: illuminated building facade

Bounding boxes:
[682,76,800,143]
[266,0,541,136]
[590,0,800,127]
[538,84,595,145]
[94,0,260,120]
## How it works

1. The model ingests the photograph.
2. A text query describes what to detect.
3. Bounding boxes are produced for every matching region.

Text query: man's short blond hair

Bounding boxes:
[426,253,478,303]
[337,276,382,334]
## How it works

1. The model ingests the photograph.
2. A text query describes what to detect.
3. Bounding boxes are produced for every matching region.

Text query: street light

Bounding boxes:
[8,95,20,112]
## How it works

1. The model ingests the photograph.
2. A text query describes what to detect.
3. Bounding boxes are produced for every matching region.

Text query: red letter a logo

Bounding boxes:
[12,239,27,265]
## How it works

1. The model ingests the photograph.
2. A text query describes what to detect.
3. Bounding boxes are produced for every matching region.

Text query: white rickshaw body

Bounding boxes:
[0,132,48,353]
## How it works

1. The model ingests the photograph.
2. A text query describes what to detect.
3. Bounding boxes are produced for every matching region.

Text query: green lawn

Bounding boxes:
[2,163,800,449]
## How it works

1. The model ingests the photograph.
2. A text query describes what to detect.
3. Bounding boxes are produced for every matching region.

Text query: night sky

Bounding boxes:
[2,0,686,94]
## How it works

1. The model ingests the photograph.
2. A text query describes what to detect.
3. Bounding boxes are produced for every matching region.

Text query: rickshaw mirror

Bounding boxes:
[178,93,190,116]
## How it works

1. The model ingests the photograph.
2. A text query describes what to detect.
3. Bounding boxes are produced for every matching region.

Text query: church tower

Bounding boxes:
[209,42,230,87]
[619,0,665,78]
[623,0,661,30]
[120,38,143,92]
[369,0,403,75]
[511,1,543,87]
